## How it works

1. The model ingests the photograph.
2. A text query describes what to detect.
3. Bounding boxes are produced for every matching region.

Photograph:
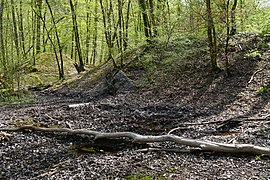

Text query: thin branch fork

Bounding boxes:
[1,125,270,155]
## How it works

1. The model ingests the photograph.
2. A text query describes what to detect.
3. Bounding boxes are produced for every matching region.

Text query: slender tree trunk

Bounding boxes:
[99,0,117,68]
[0,0,6,72]
[31,0,36,65]
[4,8,9,68]
[149,0,157,37]
[84,0,91,64]
[18,0,26,59]
[138,0,152,40]
[123,0,131,51]
[225,0,231,76]
[71,30,74,60]
[99,35,104,64]
[239,0,244,31]
[117,0,124,66]
[231,0,237,35]
[36,0,42,54]
[45,0,64,79]
[70,0,85,73]
[42,8,47,52]
[11,0,21,88]
[11,0,20,61]
[206,0,220,71]
[90,0,98,65]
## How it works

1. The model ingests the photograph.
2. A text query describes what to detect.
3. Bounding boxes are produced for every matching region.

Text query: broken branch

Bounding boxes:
[1,125,270,155]
[248,69,263,84]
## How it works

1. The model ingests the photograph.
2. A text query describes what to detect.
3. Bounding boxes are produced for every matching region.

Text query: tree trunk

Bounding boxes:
[71,29,74,60]
[90,0,98,65]
[225,0,231,76]
[117,0,124,66]
[11,0,20,62]
[123,0,131,51]
[231,0,237,35]
[138,0,152,40]
[70,0,85,73]
[31,0,36,65]
[149,0,157,37]
[36,0,42,54]
[206,0,220,71]
[0,0,6,73]
[99,34,104,64]
[18,0,26,59]
[45,0,64,79]
[11,0,21,88]
[42,8,47,52]
[99,0,117,68]
[84,0,91,64]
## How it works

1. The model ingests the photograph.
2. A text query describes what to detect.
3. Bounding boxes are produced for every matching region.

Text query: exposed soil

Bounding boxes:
[1,35,270,179]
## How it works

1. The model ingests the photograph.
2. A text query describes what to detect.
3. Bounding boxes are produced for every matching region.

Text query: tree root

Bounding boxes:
[1,125,270,155]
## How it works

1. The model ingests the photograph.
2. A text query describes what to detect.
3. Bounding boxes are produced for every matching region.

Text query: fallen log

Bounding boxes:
[1,125,270,155]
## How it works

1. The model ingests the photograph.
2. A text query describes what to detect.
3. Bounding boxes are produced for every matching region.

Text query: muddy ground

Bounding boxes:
[1,36,270,179]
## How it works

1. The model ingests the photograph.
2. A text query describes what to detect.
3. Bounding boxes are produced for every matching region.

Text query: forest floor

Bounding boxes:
[1,34,270,179]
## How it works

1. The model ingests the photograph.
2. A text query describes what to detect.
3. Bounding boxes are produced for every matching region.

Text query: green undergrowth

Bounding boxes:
[0,89,36,107]
[0,53,75,105]
[125,36,209,87]
[21,53,76,88]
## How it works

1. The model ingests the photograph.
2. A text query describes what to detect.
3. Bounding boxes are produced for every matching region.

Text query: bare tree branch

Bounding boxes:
[1,125,270,155]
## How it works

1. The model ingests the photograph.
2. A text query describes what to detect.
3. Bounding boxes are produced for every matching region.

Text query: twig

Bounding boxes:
[45,114,59,122]
[0,125,270,155]
[167,127,189,135]
[248,69,263,84]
